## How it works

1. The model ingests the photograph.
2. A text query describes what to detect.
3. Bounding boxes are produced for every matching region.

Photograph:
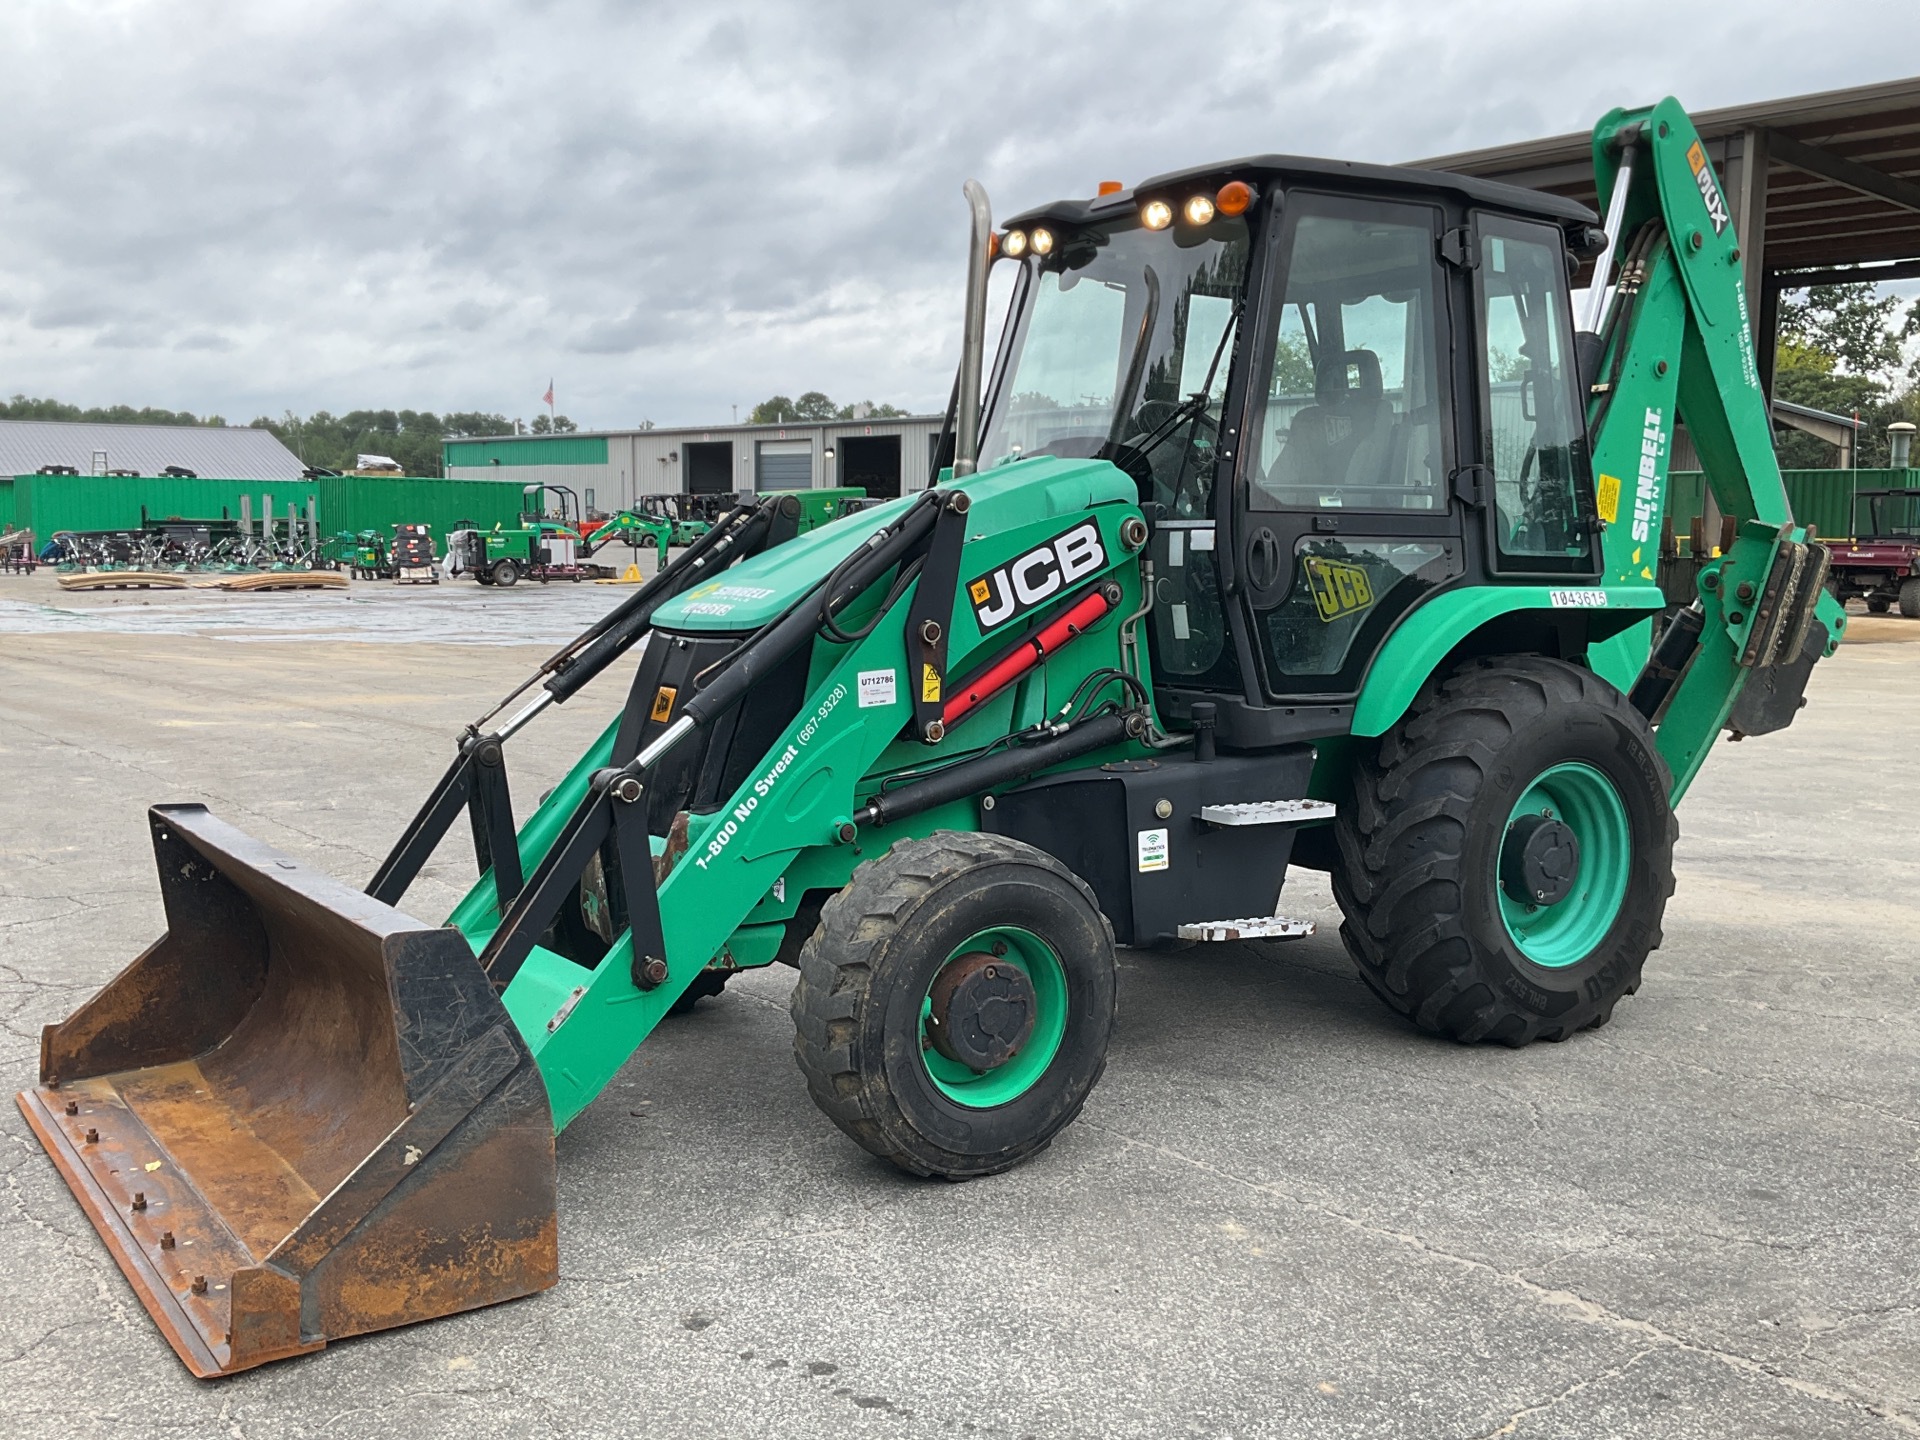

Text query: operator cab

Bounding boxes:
[980,158,1602,747]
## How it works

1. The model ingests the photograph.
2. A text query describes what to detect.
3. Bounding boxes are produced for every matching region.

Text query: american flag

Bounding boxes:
[542,380,555,407]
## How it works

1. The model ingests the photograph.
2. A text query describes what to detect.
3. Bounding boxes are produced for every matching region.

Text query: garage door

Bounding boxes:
[756,440,813,490]
[683,441,734,494]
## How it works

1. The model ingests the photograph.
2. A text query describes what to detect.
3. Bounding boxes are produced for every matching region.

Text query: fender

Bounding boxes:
[1350,584,1667,736]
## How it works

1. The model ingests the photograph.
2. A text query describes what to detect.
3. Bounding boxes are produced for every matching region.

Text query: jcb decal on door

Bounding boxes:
[1303,556,1374,622]
[649,685,678,722]
[968,520,1107,630]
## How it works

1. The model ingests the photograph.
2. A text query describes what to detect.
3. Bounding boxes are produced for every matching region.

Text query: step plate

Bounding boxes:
[1199,799,1337,827]
[1177,914,1316,942]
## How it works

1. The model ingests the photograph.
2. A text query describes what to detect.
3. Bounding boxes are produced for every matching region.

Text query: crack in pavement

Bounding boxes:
[1460,1345,1660,1439]
[1081,1121,1920,1435]
[1586,1034,1920,1137]
[4,715,386,870]
[2,1150,140,1339]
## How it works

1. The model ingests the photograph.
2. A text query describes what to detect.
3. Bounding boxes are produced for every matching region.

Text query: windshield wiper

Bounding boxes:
[1117,293,1243,515]
[1103,265,1162,453]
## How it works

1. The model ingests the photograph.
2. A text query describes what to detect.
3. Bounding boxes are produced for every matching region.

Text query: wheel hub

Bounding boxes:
[925,951,1037,1073]
[1501,812,1582,907]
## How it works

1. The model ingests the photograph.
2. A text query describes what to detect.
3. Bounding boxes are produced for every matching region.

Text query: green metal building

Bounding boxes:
[0,471,532,542]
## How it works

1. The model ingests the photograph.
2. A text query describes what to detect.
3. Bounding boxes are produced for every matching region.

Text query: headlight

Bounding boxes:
[1141,199,1173,231]
[1030,226,1055,256]
[1184,194,1216,225]
[1002,229,1029,258]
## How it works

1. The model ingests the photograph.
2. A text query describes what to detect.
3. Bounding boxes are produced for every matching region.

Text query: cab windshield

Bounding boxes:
[978,213,1253,517]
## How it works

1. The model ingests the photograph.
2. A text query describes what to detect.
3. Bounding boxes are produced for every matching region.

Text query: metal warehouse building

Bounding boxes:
[0,418,305,480]
[443,415,950,514]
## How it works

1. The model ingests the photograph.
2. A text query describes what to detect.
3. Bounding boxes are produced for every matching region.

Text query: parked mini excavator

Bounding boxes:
[19,97,1842,1375]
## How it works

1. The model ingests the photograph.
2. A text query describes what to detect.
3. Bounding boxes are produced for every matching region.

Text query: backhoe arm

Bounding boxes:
[1585,98,1844,800]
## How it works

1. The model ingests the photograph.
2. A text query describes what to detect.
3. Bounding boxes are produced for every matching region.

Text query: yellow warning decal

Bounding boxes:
[650,685,677,722]
[1303,556,1374,622]
[1596,472,1622,525]
[921,664,942,703]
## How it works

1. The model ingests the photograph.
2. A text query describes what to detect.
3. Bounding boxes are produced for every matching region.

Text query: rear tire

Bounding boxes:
[1900,578,1920,619]
[790,832,1116,1179]
[1332,655,1677,1045]
[668,968,730,1015]
[491,560,519,587]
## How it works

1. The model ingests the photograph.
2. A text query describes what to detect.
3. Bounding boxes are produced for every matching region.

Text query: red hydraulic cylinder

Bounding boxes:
[943,585,1118,728]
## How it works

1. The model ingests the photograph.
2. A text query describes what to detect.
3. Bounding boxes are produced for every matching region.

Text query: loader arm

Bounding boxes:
[1582,98,1844,800]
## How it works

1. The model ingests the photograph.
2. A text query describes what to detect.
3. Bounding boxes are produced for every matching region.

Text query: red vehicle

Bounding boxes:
[1827,488,1920,617]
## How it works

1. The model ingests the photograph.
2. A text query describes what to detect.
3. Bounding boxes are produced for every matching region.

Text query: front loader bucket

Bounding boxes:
[14,804,557,1377]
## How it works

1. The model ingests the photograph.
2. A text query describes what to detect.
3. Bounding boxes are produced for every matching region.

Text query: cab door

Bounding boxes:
[1233,192,1466,699]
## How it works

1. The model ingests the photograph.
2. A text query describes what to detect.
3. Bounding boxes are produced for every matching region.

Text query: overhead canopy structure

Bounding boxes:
[1423,76,1920,398]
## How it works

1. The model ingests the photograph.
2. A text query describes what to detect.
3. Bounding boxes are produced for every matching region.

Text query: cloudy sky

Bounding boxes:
[1,1,1915,430]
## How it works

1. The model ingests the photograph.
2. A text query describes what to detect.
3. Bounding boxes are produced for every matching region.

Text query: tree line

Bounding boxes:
[1771,286,1919,469]
[0,396,566,476]
[748,392,908,424]
[3,391,911,475]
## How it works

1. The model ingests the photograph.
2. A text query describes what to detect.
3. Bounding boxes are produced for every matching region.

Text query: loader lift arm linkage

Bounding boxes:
[17,97,1843,1378]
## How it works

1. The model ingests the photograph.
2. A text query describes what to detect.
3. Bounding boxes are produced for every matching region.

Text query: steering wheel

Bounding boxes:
[1121,401,1221,518]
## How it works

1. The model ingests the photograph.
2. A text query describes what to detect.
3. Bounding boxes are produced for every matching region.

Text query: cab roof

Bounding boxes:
[1003,154,1597,230]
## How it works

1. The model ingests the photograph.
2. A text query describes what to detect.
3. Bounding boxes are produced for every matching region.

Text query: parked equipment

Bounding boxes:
[578,509,676,569]
[22,98,1843,1377]
[454,485,591,585]
[1825,488,1920,616]
[391,523,439,585]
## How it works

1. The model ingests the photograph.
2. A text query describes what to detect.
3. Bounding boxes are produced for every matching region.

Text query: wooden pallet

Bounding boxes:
[211,571,350,592]
[56,570,350,593]
[57,571,191,591]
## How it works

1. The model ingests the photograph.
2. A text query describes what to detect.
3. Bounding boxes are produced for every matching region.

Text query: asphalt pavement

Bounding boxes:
[1,571,1915,1439]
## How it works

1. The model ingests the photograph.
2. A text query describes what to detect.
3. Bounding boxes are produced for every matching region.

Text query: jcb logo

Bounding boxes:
[967,520,1107,630]
[1686,141,1730,236]
[650,685,677,723]
[1304,556,1374,622]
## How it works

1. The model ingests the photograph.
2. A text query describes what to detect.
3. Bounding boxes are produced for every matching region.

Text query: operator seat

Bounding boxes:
[1267,349,1392,500]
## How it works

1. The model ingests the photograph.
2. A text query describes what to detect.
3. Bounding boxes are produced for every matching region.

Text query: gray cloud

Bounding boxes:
[0,0,1913,427]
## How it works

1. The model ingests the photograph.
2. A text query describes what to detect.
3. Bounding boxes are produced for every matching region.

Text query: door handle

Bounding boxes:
[1246,527,1284,591]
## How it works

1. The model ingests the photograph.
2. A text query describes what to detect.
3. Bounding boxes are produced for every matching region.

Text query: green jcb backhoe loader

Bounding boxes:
[19,96,1841,1376]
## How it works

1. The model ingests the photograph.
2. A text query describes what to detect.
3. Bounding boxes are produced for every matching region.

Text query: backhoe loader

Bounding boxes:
[19,97,1842,1376]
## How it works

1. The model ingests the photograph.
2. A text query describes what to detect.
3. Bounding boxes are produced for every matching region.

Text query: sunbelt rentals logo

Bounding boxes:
[1632,407,1666,544]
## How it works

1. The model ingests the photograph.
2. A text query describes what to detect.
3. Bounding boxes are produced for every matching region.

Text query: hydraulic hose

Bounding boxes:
[679,494,944,730]
[857,710,1147,828]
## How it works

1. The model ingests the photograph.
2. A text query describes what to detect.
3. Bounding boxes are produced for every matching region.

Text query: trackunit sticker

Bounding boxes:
[1137,828,1169,873]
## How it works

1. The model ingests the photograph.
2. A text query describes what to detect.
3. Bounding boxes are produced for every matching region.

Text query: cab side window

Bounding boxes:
[1478,220,1594,566]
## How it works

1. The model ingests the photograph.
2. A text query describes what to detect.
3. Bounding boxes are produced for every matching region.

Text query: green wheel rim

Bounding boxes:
[1497,762,1632,969]
[920,926,1067,1108]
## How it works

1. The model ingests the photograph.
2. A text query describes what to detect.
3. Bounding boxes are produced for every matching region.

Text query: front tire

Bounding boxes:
[491,560,519,588]
[1899,578,1920,619]
[1333,655,1676,1045]
[790,832,1116,1178]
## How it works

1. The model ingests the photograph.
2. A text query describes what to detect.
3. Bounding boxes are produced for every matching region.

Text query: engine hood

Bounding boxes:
[648,455,1138,633]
